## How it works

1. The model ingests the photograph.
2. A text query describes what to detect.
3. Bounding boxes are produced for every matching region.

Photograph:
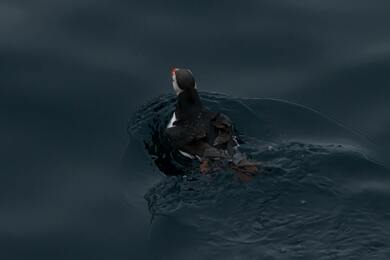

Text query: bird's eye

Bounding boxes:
[171,68,177,76]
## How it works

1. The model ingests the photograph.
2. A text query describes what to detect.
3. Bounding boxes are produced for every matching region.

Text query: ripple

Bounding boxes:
[125,92,390,259]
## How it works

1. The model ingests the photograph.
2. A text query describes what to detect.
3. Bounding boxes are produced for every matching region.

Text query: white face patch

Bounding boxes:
[172,74,183,95]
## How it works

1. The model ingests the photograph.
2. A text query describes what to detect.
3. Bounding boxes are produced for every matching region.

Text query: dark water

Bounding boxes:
[126,93,390,259]
[1,1,390,259]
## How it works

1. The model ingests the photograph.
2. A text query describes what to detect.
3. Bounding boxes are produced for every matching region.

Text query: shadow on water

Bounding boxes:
[124,93,390,259]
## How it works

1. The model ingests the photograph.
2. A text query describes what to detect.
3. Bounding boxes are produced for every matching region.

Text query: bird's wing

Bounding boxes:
[212,113,234,147]
[165,126,205,149]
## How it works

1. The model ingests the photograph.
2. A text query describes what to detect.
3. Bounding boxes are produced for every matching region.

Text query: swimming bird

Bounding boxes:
[165,68,258,180]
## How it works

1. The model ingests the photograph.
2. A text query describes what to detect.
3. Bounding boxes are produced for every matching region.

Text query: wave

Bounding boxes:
[124,92,390,259]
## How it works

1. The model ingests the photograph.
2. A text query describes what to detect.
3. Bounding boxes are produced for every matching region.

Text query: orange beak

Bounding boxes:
[171,67,177,76]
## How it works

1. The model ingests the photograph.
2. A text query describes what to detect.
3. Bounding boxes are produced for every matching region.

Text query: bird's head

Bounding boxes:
[171,68,197,95]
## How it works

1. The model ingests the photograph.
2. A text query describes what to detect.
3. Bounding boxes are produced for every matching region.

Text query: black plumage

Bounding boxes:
[166,68,236,159]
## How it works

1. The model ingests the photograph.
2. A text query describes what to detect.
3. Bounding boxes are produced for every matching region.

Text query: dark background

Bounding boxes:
[1,0,389,259]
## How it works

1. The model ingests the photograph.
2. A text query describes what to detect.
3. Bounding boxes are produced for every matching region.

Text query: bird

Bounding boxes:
[165,68,259,180]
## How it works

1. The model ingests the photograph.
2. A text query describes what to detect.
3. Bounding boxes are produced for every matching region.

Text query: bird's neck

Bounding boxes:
[175,89,203,121]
